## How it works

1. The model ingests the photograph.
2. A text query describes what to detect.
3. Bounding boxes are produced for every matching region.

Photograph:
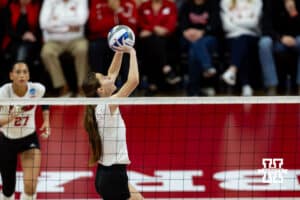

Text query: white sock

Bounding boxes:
[20,192,36,200]
[0,191,15,200]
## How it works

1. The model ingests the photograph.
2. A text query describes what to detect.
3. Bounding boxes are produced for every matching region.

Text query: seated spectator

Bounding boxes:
[258,0,300,95]
[179,0,220,96]
[0,0,8,84]
[1,0,41,81]
[86,0,138,85]
[0,0,7,44]
[220,0,262,96]
[138,0,181,96]
[40,0,89,97]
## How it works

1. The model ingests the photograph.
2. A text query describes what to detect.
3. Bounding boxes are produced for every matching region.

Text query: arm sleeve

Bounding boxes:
[220,0,239,32]
[0,85,9,98]
[39,1,69,32]
[3,6,23,41]
[0,85,10,124]
[60,0,88,26]
[117,1,138,33]
[138,4,153,31]
[206,0,223,36]
[178,3,189,32]
[231,0,262,29]
[162,3,178,34]
[29,83,46,98]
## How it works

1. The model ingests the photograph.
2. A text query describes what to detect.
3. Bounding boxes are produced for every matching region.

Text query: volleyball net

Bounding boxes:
[0,96,300,200]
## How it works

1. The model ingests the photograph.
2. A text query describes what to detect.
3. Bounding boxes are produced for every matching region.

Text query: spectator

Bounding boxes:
[40,0,89,97]
[258,0,300,95]
[1,0,41,82]
[0,0,8,45]
[86,0,138,85]
[138,0,181,96]
[179,0,220,96]
[220,0,262,96]
[0,0,8,85]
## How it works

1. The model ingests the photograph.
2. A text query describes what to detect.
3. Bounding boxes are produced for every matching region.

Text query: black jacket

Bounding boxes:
[261,0,300,40]
[178,0,222,36]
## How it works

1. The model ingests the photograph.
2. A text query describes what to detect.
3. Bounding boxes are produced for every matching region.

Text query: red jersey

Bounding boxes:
[0,0,7,8]
[138,0,177,34]
[87,0,138,39]
[2,2,40,49]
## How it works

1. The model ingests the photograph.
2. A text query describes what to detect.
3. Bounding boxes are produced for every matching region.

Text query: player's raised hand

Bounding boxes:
[112,38,135,53]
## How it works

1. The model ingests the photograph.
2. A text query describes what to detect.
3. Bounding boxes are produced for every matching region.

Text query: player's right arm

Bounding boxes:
[107,51,123,82]
[0,85,15,126]
[108,44,139,114]
[112,46,139,98]
[0,107,17,126]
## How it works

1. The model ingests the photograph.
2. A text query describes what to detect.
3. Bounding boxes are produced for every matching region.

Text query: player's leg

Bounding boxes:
[128,183,144,200]
[20,148,41,200]
[0,133,18,200]
[0,156,17,200]
[95,164,131,200]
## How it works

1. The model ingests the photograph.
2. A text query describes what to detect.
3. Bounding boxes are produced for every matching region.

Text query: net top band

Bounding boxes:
[0,96,299,105]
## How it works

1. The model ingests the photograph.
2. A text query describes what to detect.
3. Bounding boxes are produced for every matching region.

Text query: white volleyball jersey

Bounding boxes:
[0,82,45,139]
[95,104,130,166]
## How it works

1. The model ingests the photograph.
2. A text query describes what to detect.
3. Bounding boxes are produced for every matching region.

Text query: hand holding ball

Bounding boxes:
[108,25,135,51]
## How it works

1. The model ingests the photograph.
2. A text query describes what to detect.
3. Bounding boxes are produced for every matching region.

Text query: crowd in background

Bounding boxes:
[0,0,300,97]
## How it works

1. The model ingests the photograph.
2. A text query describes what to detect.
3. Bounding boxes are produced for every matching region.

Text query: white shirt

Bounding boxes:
[220,0,262,38]
[39,0,88,42]
[95,104,130,166]
[0,82,45,139]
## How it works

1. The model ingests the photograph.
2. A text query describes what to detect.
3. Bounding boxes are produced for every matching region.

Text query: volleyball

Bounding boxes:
[107,25,135,50]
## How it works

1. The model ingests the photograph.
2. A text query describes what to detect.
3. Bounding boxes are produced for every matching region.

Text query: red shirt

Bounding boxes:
[87,0,138,39]
[0,0,7,8]
[2,2,40,49]
[138,0,177,34]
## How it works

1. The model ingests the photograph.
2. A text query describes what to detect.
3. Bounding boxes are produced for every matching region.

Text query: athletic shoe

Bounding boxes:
[242,85,253,96]
[203,68,217,78]
[221,70,236,85]
[165,72,181,85]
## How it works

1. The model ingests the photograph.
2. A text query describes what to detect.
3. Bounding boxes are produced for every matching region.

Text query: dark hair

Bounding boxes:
[82,72,102,165]
[10,61,29,72]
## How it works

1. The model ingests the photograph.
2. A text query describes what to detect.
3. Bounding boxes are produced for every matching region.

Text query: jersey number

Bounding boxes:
[15,116,29,126]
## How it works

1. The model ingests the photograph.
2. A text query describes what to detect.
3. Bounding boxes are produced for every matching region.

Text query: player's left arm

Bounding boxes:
[40,106,50,139]
[35,83,51,139]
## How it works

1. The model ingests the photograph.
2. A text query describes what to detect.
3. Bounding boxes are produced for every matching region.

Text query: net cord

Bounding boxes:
[0,96,299,105]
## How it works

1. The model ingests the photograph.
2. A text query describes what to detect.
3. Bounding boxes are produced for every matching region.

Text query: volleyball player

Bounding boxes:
[0,62,50,200]
[82,40,143,200]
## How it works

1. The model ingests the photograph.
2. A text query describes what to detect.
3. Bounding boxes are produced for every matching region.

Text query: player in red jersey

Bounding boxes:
[0,62,50,200]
